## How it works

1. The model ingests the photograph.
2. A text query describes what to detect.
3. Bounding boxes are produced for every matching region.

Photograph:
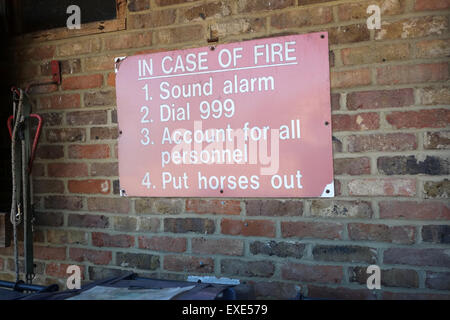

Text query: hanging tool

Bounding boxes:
[8,87,43,285]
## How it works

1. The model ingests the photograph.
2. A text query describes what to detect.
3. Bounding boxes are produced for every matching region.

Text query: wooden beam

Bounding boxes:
[0,212,11,248]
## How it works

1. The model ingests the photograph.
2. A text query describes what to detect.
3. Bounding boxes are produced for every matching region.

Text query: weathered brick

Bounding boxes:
[34,245,66,261]
[423,180,449,199]
[164,218,215,234]
[34,212,63,227]
[221,259,275,277]
[155,25,204,45]
[47,229,87,245]
[415,0,450,11]
[221,219,275,237]
[347,89,414,110]
[380,200,450,219]
[83,55,117,72]
[270,7,332,29]
[68,179,111,194]
[384,248,450,267]
[129,9,176,29]
[308,285,377,300]
[84,90,116,107]
[58,39,101,56]
[250,240,305,258]
[422,225,450,244]
[87,197,130,213]
[416,40,450,59]
[164,255,214,273]
[310,200,373,218]
[68,214,109,228]
[281,221,343,240]
[137,217,161,232]
[179,1,232,22]
[138,236,186,253]
[237,0,295,13]
[375,16,448,40]
[116,252,159,270]
[35,145,64,160]
[69,248,112,265]
[418,87,450,105]
[104,32,152,51]
[252,281,300,300]
[69,144,110,159]
[127,0,150,11]
[46,263,85,279]
[41,59,81,76]
[331,94,340,111]
[90,127,119,140]
[90,162,119,177]
[349,267,419,288]
[33,180,64,194]
[348,223,415,244]
[347,133,417,152]
[61,74,103,90]
[66,110,108,125]
[40,112,63,127]
[377,63,448,85]
[88,266,128,280]
[332,136,343,152]
[92,232,134,248]
[334,157,370,175]
[338,0,405,21]
[281,263,342,283]
[113,216,137,232]
[192,237,243,256]
[209,18,265,38]
[48,163,88,178]
[186,199,241,215]
[331,69,371,89]
[17,45,55,61]
[45,196,83,210]
[328,24,370,45]
[341,43,409,65]
[386,109,450,129]
[348,178,416,196]
[245,199,302,217]
[332,113,379,131]
[426,272,450,290]
[46,128,86,143]
[378,155,449,175]
[153,199,184,214]
[313,245,377,263]
[39,94,80,110]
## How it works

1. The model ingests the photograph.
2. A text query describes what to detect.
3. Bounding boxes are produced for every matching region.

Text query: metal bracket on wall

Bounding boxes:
[25,60,61,92]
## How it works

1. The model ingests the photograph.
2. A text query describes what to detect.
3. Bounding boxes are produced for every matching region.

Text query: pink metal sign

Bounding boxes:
[115,32,334,198]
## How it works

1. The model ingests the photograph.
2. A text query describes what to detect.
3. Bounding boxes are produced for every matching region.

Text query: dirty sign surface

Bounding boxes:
[115,32,334,197]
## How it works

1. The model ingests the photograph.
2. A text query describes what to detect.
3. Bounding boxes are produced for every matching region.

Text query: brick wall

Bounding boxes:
[0,0,449,299]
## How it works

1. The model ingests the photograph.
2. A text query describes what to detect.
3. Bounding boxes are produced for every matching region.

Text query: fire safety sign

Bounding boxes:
[115,32,334,197]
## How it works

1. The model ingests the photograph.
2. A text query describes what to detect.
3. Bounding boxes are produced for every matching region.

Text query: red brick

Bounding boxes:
[69,144,110,159]
[46,263,85,279]
[309,285,377,300]
[48,163,88,177]
[33,179,65,194]
[84,90,116,107]
[379,201,450,220]
[384,248,450,267]
[39,94,80,110]
[331,93,340,111]
[61,74,103,90]
[341,43,409,65]
[92,232,135,248]
[34,245,66,261]
[334,157,370,175]
[418,86,450,105]
[348,179,416,196]
[347,89,414,110]
[331,69,371,88]
[237,0,295,13]
[348,223,415,244]
[69,248,112,265]
[192,237,244,256]
[186,199,241,215]
[332,113,379,132]
[107,72,116,87]
[416,40,450,59]
[347,133,417,152]
[66,110,108,125]
[46,128,86,143]
[281,263,342,283]
[281,221,343,240]
[164,255,214,273]
[386,109,450,129]
[221,219,275,237]
[68,179,111,194]
[87,197,130,214]
[415,0,450,11]
[68,214,109,228]
[138,236,186,253]
[375,16,448,40]
[104,32,152,50]
[90,162,119,177]
[377,63,448,85]
[221,259,274,277]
